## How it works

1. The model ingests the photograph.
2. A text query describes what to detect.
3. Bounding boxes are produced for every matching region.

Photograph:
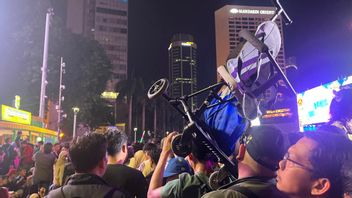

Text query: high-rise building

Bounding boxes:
[168,34,197,130]
[66,0,128,88]
[215,5,286,75]
[168,34,198,110]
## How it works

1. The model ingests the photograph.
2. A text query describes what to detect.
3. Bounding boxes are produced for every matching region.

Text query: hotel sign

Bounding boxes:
[1,105,31,125]
[230,8,275,15]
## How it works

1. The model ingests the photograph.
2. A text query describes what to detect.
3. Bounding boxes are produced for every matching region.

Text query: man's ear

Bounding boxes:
[236,144,246,161]
[311,178,331,196]
[122,144,127,154]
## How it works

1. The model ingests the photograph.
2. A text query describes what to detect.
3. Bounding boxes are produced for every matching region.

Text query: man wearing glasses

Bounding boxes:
[277,130,351,198]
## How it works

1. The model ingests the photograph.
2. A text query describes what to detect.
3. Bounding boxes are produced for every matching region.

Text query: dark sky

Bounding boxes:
[128,0,352,93]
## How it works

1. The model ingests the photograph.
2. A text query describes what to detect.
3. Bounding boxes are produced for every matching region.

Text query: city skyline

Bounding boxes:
[128,0,352,93]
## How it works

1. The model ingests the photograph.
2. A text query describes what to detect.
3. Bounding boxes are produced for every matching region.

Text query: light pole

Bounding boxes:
[72,107,80,139]
[39,8,54,119]
[57,57,66,140]
[133,127,137,143]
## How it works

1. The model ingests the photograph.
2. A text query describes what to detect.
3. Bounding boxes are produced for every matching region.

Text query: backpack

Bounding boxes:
[222,177,281,198]
[62,162,75,184]
[180,173,211,198]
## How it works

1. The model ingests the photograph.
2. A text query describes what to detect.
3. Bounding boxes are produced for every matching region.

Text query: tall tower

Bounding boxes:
[215,5,286,76]
[168,34,197,130]
[66,0,128,87]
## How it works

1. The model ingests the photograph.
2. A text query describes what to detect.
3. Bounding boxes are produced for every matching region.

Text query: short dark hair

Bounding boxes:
[43,143,53,154]
[143,142,157,153]
[305,131,351,197]
[62,142,70,149]
[191,140,215,163]
[105,129,128,156]
[54,142,61,146]
[69,133,107,172]
[330,89,352,123]
[342,159,352,195]
[143,143,160,164]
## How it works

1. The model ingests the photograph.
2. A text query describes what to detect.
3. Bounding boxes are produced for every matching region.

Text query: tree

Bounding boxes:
[0,0,114,132]
[115,75,145,134]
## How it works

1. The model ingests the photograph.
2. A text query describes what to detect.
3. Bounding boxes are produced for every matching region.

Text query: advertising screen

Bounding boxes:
[297,76,352,131]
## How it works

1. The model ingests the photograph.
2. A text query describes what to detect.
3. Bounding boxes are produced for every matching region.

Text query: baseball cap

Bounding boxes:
[164,157,192,178]
[241,125,286,171]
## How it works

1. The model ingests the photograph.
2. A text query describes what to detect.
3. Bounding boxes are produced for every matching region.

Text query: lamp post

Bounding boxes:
[57,57,66,140]
[39,8,54,119]
[133,127,137,143]
[72,107,80,139]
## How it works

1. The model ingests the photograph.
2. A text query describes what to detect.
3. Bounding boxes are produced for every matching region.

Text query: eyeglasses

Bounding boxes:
[282,152,314,172]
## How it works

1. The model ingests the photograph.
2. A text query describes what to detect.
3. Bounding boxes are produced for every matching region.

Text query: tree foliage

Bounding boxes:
[0,0,113,130]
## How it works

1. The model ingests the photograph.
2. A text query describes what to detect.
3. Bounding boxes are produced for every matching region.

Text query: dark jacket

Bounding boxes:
[103,164,147,198]
[202,176,287,198]
[46,173,125,198]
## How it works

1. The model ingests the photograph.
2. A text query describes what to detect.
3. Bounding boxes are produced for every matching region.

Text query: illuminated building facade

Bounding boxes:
[168,34,197,130]
[168,34,198,110]
[66,0,128,87]
[215,5,286,75]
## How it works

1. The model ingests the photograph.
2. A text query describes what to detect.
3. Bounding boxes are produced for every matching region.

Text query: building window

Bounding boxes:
[96,7,127,16]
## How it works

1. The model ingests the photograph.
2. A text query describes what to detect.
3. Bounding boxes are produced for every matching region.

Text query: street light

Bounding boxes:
[39,8,54,119]
[72,107,80,139]
[57,57,66,140]
[133,127,137,143]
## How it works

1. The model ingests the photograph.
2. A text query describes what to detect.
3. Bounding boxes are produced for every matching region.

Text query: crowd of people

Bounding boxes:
[0,90,351,198]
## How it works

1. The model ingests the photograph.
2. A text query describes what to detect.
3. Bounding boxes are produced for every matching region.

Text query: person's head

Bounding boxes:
[143,143,160,165]
[69,132,108,176]
[164,157,192,182]
[61,142,70,152]
[18,167,26,177]
[43,143,53,154]
[329,89,352,133]
[342,159,352,198]
[143,143,158,159]
[105,129,128,164]
[53,143,61,153]
[15,139,20,147]
[132,142,144,152]
[277,130,351,198]
[237,125,286,177]
[36,141,43,149]
[5,138,11,144]
[185,140,216,173]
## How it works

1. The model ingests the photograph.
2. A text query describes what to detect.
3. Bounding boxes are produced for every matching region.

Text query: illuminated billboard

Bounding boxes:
[296,75,352,131]
[1,105,32,125]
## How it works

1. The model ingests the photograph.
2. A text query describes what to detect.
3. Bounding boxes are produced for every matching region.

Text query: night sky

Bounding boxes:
[128,0,352,93]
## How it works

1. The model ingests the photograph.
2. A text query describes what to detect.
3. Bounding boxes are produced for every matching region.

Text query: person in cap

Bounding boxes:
[277,130,351,198]
[202,125,287,198]
[148,132,215,198]
[163,157,192,183]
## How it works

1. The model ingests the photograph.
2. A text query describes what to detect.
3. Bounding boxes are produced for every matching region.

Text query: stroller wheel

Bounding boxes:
[171,134,192,158]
